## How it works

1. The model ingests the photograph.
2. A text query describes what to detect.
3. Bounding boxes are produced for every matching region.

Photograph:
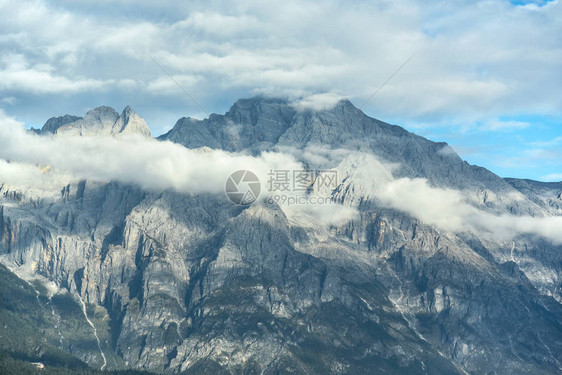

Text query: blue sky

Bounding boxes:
[0,0,560,181]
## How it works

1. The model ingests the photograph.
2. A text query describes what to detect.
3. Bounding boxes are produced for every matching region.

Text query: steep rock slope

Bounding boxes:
[506,178,562,214]
[1,97,561,374]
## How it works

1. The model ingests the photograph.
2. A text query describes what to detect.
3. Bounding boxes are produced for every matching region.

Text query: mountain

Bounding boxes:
[45,106,152,138]
[111,106,153,138]
[1,97,562,374]
[40,115,83,135]
[161,98,527,201]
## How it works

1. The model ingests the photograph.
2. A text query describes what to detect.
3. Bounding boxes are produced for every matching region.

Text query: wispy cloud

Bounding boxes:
[0,110,355,225]
[334,152,562,244]
[0,111,296,193]
[290,93,345,112]
[541,173,562,182]
[530,136,562,148]
[0,96,16,105]
[375,177,562,243]
[0,63,112,94]
[481,120,530,131]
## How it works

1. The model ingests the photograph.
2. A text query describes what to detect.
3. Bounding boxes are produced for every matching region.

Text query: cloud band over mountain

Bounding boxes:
[2,109,562,244]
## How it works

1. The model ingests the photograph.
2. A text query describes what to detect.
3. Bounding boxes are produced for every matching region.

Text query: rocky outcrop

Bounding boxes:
[159,97,295,153]
[55,106,151,138]
[506,178,562,214]
[40,115,83,134]
[111,106,153,138]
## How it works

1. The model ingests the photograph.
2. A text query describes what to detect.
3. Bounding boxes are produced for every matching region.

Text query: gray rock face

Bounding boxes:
[41,114,83,134]
[55,106,151,138]
[1,97,562,374]
[111,106,153,138]
[506,178,562,214]
[160,97,295,152]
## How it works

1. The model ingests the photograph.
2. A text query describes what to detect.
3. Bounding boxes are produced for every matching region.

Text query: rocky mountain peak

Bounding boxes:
[111,106,152,138]
[330,98,363,114]
[53,105,151,138]
[224,96,293,126]
[84,105,120,120]
[159,96,520,196]
[40,114,83,134]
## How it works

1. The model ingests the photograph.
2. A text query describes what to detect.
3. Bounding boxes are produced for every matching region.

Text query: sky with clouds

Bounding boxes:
[0,0,560,180]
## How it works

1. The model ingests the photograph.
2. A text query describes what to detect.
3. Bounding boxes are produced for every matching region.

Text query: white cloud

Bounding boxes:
[1,96,16,105]
[493,138,562,170]
[374,175,562,244]
[145,75,202,95]
[541,173,562,182]
[177,12,261,36]
[290,93,346,112]
[530,136,562,148]
[332,152,562,244]
[0,160,65,187]
[1,0,560,124]
[0,65,111,94]
[0,54,112,93]
[436,145,459,157]
[482,120,530,131]
[0,110,356,225]
[0,112,294,194]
